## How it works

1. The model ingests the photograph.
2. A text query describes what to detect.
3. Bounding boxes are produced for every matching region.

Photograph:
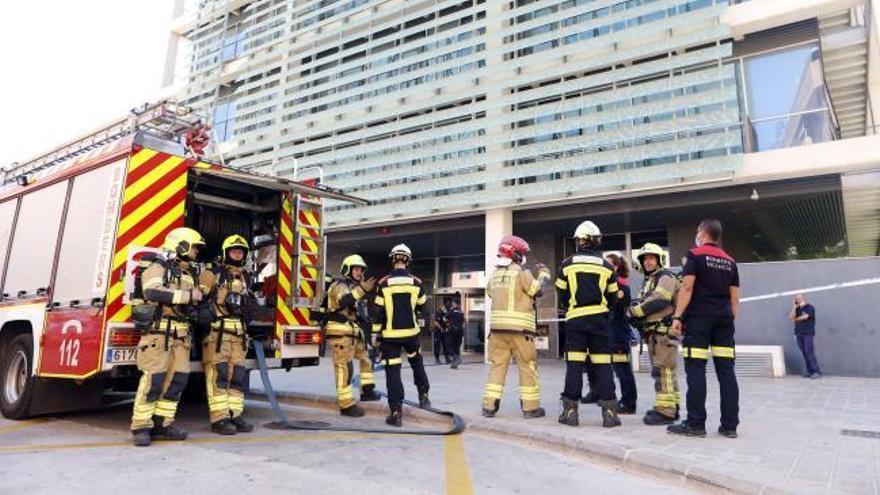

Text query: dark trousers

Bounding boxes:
[444,328,462,359]
[381,336,430,410]
[682,316,739,431]
[796,333,821,375]
[432,331,449,363]
[610,339,637,408]
[562,315,615,402]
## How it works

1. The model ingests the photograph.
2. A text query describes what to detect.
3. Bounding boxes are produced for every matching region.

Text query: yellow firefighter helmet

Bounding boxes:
[222,234,250,266]
[162,227,206,259]
[341,254,367,277]
[636,242,667,269]
[222,234,250,255]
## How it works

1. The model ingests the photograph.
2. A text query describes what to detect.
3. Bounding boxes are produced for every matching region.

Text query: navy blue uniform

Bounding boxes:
[795,304,821,376]
[445,306,465,362]
[609,282,637,409]
[373,269,430,410]
[433,307,450,364]
[681,243,740,432]
[556,250,619,402]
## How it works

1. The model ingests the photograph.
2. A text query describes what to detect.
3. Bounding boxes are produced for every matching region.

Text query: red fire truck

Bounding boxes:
[0,101,362,419]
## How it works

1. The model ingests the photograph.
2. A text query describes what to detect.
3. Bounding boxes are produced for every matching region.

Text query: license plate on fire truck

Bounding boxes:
[107,348,137,364]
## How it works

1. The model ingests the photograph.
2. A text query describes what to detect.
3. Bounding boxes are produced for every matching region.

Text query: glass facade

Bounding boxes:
[176,0,846,229]
[739,43,835,151]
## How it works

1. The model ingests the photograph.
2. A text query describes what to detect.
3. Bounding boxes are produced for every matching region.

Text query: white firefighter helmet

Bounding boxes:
[574,220,601,239]
[636,243,666,267]
[389,243,413,263]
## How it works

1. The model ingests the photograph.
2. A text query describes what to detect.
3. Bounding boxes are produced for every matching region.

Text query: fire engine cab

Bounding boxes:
[0,101,363,419]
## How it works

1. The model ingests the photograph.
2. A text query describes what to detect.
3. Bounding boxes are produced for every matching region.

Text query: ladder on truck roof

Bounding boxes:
[3,100,202,185]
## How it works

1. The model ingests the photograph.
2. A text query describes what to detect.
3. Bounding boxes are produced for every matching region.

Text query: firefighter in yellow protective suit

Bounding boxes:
[627,242,682,426]
[325,255,377,416]
[130,227,205,447]
[482,235,551,419]
[199,235,255,435]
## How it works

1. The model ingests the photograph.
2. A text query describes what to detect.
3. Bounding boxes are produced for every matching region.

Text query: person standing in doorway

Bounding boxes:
[789,294,821,379]
[432,298,451,365]
[446,295,465,368]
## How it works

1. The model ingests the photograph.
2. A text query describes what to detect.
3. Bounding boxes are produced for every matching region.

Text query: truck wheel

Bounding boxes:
[0,334,35,419]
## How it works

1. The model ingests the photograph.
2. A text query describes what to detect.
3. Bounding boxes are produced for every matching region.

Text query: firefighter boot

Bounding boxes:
[599,399,622,428]
[558,397,579,427]
[231,416,254,433]
[386,408,403,427]
[419,393,431,409]
[340,404,366,417]
[718,426,738,439]
[360,384,381,402]
[151,417,188,440]
[523,407,546,419]
[211,419,237,436]
[482,399,499,418]
[132,429,151,447]
[667,422,707,438]
[643,409,676,426]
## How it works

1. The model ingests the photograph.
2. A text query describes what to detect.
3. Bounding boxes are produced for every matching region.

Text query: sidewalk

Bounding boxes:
[252,358,880,494]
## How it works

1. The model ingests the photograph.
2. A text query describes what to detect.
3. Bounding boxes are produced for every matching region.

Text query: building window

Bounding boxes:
[212,101,237,142]
[740,43,835,151]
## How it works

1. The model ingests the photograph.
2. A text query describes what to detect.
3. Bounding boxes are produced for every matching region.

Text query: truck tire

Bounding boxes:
[0,334,36,419]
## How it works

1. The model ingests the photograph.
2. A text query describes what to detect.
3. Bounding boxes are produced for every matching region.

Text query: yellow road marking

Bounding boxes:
[0,418,50,434]
[444,434,474,495]
[0,431,418,454]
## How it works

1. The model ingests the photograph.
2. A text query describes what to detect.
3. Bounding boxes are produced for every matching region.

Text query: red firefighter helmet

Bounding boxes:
[498,235,530,261]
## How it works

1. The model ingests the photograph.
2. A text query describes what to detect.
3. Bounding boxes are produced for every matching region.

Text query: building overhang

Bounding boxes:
[723,0,864,39]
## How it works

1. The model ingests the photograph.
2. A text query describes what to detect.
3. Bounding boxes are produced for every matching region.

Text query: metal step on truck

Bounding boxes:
[0,101,364,419]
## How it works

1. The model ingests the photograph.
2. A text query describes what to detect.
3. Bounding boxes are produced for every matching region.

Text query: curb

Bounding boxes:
[249,388,791,494]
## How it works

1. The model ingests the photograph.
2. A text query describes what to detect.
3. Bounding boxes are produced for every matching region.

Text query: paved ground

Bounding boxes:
[0,395,699,495]
[255,357,880,494]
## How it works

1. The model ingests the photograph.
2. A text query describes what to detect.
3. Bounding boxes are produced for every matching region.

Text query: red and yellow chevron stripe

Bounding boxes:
[105,148,191,323]
[275,193,306,356]
[297,207,321,302]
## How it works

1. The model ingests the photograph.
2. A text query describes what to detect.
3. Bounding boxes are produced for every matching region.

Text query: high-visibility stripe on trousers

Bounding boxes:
[648,333,681,418]
[482,332,541,412]
[203,332,248,423]
[381,335,430,409]
[354,338,375,390]
[130,333,190,431]
[329,336,357,409]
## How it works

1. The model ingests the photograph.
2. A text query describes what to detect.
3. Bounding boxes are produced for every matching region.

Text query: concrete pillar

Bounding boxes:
[484,208,513,276]
[162,0,186,89]
[483,207,512,363]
